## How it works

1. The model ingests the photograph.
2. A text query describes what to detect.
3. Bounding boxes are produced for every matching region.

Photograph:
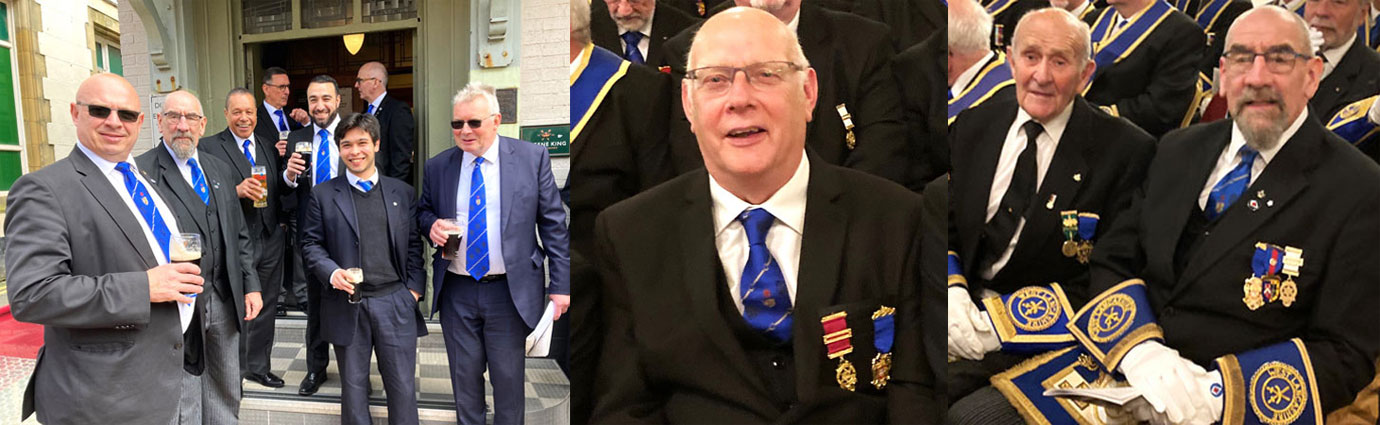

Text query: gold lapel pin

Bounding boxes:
[1046,194,1057,210]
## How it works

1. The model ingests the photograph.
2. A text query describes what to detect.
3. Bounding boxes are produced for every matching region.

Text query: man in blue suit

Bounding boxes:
[417,82,570,424]
[301,113,427,424]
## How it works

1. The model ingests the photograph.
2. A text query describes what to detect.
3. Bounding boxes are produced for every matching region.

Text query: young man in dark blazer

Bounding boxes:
[945,9,1156,422]
[199,87,291,389]
[1082,0,1204,137]
[354,61,417,183]
[590,9,936,422]
[300,113,426,425]
[591,0,700,67]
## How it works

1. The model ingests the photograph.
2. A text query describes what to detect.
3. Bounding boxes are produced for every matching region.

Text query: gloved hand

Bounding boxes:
[1307,26,1325,56]
[1369,96,1380,125]
[1118,341,1215,424]
[947,287,1001,360]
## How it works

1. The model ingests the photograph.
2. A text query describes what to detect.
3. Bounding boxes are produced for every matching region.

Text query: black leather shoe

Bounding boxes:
[298,372,327,396]
[245,372,285,388]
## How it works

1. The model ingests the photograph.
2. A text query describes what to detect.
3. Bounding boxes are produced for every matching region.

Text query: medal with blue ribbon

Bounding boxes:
[821,312,856,391]
[1243,243,1284,310]
[871,306,895,390]
[1075,213,1099,264]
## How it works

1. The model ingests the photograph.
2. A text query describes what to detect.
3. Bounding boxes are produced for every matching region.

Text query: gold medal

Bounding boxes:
[836,359,857,391]
[1243,276,1264,310]
[1261,275,1282,302]
[1062,240,1078,257]
[871,352,891,390]
[1280,278,1298,307]
[1076,241,1094,264]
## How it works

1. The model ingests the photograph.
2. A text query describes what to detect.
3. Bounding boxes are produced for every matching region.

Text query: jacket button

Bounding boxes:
[771,356,784,369]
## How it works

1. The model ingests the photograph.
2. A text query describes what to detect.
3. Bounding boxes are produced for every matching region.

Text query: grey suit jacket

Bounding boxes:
[4,147,185,424]
[136,143,261,328]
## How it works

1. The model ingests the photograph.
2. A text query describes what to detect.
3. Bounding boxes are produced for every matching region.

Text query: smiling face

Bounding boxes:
[225,92,258,140]
[306,81,341,128]
[605,0,654,32]
[1221,8,1322,150]
[338,127,379,177]
[72,74,144,163]
[156,91,207,160]
[682,8,816,188]
[452,97,500,156]
[1009,11,1095,123]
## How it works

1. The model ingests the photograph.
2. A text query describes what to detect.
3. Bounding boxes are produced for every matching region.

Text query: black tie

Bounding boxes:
[979,120,1045,272]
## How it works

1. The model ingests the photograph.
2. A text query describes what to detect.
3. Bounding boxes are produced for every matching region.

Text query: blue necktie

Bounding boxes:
[315,129,330,185]
[621,32,646,64]
[274,110,288,132]
[465,157,490,278]
[114,162,172,261]
[1206,146,1260,220]
[366,104,375,115]
[242,140,255,167]
[187,157,210,205]
[738,208,793,342]
[357,180,373,192]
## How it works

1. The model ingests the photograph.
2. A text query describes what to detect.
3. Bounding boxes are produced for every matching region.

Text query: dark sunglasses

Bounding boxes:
[77,102,141,123]
[451,119,487,130]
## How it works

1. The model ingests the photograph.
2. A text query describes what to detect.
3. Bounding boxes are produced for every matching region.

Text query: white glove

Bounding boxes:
[1118,341,1214,424]
[1368,96,1380,125]
[947,287,1001,360]
[1307,26,1325,55]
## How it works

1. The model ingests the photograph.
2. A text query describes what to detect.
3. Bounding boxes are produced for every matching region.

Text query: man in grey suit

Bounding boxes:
[417,83,571,424]
[136,89,264,423]
[4,73,206,424]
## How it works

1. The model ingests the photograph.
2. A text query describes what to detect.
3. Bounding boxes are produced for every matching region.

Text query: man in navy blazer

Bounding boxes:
[417,83,570,425]
[301,113,427,425]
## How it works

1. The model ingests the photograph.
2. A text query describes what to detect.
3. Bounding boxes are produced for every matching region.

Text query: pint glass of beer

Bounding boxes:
[170,233,203,301]
[345,267,364,304]
[251,165,269,208]
[295,142,313,182]
[441,219,463,260]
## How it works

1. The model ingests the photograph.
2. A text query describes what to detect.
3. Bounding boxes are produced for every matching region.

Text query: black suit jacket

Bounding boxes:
[895,32,950,191]
[990,0,1050,48]
[1191,0,1253,77]
[1089,116,1380,413]
[950,97,1155,307]
[372,95,417,182]
[852,0,944,52]
[285,125,346,232]
[199,128,287,237]
[590,154,937,423]
[659,0,731,18]
[1083,7,1204,137]
[299,175,427,346]
[591,0,700,69]
[135,145,261,327]
[253,104,305,151]
[1311,35,1380,121]
[663,3,911,185]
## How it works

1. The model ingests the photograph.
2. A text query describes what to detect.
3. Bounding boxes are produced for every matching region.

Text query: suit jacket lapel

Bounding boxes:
[332,180,361,239]
[499,138,517,230]
[220,130,253,181]
[792,157,846,403]
[960,102,1017,275]
[1173,118,1320,297]
[381,180,406,274]
[71,149,157,268]
[440,148,462,220]
[678,172,775,410]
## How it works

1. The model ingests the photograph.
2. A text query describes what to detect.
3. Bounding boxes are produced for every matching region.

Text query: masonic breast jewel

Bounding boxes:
[1243,242,1303,310]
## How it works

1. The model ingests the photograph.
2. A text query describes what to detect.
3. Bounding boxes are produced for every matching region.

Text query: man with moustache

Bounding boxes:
[1082,0,1204,137]
[1304,0,1380,119]
[944,9,1156,423]
[590,0,699,67]
[282,75,348,396]
[136,89,263,423]
[301,113,426,425]
[199,87,291,389]
[353,61,416,182]
[591,8,935,422]
[5,73,204,424]
[1079,7,1378,424]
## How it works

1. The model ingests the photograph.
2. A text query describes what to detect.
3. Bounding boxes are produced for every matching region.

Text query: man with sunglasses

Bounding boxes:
[135,89,263,424]
[1081,7,1379,423]
[354,61,416,183]
[5,73,204,424]
[417,82,569,425]
[589,8,936,422]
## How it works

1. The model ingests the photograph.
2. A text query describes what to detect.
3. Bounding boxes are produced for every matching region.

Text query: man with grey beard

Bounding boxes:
[589,0,698,67]
[136,89,263,424]
[1082,6,1379,424]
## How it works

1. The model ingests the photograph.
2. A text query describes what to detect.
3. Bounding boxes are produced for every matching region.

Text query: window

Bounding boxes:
[95,41,122,75]
[0,0,25,192]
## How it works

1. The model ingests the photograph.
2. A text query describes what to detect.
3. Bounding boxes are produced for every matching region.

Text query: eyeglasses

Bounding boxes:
[77,102,141,123]
[354,77,379,85]
[264,83,290,90]
[684,61,805,94]
[451,115,495,130]
[162,112,205,122]
[1222,48,1311,74]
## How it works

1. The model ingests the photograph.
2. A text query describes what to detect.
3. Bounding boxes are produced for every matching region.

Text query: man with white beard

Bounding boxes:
[589,0,699,68]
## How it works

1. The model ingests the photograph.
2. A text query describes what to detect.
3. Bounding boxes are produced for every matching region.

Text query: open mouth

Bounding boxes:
[726,126,766,138]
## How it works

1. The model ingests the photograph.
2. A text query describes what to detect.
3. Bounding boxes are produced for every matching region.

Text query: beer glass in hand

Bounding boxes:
[441,219,463,261]
[345,268,364,304]
[295,141,313,183]
[251,165,269,208]
[170,233,203,302]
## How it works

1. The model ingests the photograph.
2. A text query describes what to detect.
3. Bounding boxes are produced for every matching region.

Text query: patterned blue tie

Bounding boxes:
[242,139,255,167]
[187,157,210,205]
[738,208,793,342]
[274,110,288,132]
[465,157,490,278]
[621,31,646,64]
[1206,146,1260,220]
[114,162,172,260]
[315,129,331,185]
[357,180,373,192]
[366,104,375,115]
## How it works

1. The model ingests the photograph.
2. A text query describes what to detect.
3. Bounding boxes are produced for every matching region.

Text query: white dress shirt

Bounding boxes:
[981,101,1074,280]
[346,169,380,193]
[263,100,290,131]
[1070,0,1092,19]
[711,152,809,314]
[951,51,997,99]
[367,91,387,115]
[619,11,654,60]
[449,141,507,276]
[75,142,191,333]
[284,115,341,188]
[1319,33,1355,81]
[162,141,207,191]
[234,132,258,166]
[1197,110,1306,210]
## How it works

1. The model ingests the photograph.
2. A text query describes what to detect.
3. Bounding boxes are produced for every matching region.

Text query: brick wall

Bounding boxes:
[519,0,570,186]
[117,0,157,155]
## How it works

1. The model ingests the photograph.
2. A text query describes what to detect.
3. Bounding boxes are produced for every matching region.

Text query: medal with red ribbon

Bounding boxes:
[821,311,857,391]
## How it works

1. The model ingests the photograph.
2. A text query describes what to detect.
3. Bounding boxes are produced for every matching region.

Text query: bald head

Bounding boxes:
[355,61,388,102]
[1013,8,1093,63]
[72,73,144,163]
[158,90,207,160]
[1227,6,1313,55]
[687,7,808,70]
[1219,5,1323,151]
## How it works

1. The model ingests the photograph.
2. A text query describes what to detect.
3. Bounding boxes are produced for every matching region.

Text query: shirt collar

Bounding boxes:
[313,115,342,138]
[346,169,379,191]
[75,141,132,176]
[262,100,282,116]
[710,151,810,238]
[369,91,388,112]
[460,138,501,166]
[1071,0,1091,18]
[233,131,254,146]
[786,7,801,33]
[1228,108,1308,165]
[952,51,996,94]
[1015,98,1075,144]
[161,138,203,167]
[1321,33,1355,70]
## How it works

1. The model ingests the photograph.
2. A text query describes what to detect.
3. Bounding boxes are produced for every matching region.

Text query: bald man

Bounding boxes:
[354,61,416,182]
[591,8,936,422]
[5,73,205,424]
